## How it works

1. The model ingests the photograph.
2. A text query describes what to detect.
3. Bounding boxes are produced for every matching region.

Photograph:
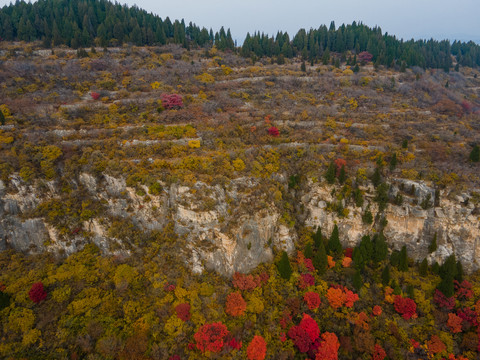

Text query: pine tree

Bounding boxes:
[313,241,328,275]
[389,153,397,171]
[325,162,336,184]
[352,271,363,291]
[0,290,10,311]
[455,261,464,282]
[338,165,346,184]
[428,233,437,253]
[373,232,388,263]
[301,60,306,72]
[419,258,428,276]
[398,245,408,271]
[438,254,457,297]
[277,251,292,280]
[313,227,322,249]
[469,144,479,162]
[371,167,381,187]
[0,110,5,126]
[304,242,313,259]
[381,265,390,286]
[328,224,342,255]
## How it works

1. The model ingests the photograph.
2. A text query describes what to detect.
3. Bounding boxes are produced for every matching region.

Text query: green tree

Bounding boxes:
[277,251,292,280]
[381,265,390,286]
[313,241,328,275]
[438,254,456,297]
[469,144,479,162]
[313,227,322,249]
[375,183,389,212]
[389,152,397,171]
[455,261,464,282]
[398,245,408,271]
[301,60,306,72]
[338,165,346,184]
[304,242,313,260]
[352,270,363,291]
[325,161,336,184]
[328,224,342,255]
[372,232,388,263]
[419,258,428,276]
[371,167,382,187]
[0,110,5,125]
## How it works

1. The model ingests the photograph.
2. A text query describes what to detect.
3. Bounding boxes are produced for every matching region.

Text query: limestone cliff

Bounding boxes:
[0,174,478,275]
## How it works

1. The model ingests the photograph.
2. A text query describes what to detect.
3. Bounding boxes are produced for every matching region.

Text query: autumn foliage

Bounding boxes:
[90,91,100,100]
[175,303,191,321]
[304,291,321,310]
[447,313,463,333]
[315,332,340,360]
[232,272,269,291]
[246,335,267,360]
[394,295,417,319]
[28,282,47,303]
[326,286,359,310]
[225,292,247,317]
[268,126,279,137]
[193,322,229,353]
[161,93,183,109]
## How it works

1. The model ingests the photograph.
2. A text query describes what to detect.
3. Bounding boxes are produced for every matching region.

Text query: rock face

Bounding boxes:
[302,179,480,273]
[1,174,479,275]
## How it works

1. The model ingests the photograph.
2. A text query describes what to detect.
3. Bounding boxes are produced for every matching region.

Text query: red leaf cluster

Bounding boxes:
[358,51,374,63]
[372,305,382,316]
[334,158,347,176]
[90,91,100,100]
[225,292,247,317]
[175,303,191,322]
[315,332,340,360]
[28,282,47,303]
[454,280,473,300]
[372,343,386,360]
[303,258,315,273]
[246,335,267,360]
[279,309,292,329]
[394,295,417,320]
[457,307,478,327]
[299,273,315,289]
[193,322,229,353]
[304,292,321,310]
[288,313,320,353]
[232,272,269,291]
[161,93,183,109]
[164,283,176,292]
[427,335,446,354]
[434,289,455,310]
[268,126,279,137]
[344,248,353,258]
[168,356,180,360]
[227,337,242,350]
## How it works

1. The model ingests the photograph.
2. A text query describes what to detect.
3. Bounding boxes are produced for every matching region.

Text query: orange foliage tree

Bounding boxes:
[246,335,267,360]
[315,332,340,360]
[225,292,247,317]
[447,313,462,333]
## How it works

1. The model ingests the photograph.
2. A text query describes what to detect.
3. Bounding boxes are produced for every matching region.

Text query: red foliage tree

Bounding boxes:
[227,337,242,350]
[90,91,100,100]
[246,335,267,360]
[457,307,478,327]
[334,158,347,176]
[454,280,473,300]
[434,289,455,310]
[161,93,184,110]
[344,248,353,258]
[288,313,320,353]
[372,305,382,316]
[358,51,373,63]
[175,303,191,321]
[268,126,279,137]
[304,292,321,310]
[394,295,417,320]
[28,282,47,303]
[303,258,315,273]
[299,273,315,289]
[232,272,268,291]
[193,322,229,353]
[225,292,247,317]
[372,344,386,360]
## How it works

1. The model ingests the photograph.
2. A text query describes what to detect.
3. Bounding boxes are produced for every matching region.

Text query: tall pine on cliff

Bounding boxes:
[277,251,292,280]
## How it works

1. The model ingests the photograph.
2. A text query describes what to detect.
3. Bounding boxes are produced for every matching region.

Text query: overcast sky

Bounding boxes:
[1,0,479,43]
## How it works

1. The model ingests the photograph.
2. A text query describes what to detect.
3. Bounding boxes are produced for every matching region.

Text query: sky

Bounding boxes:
[1,0,479,44]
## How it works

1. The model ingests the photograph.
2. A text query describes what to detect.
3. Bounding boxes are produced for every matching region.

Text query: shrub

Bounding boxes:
[28,282,47,303]
[161,94,183,110]
[90,91,100,100]
[225,292,247,317]
[394,295,416,319]
[268,126,279,137]
[175,303,191,321]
